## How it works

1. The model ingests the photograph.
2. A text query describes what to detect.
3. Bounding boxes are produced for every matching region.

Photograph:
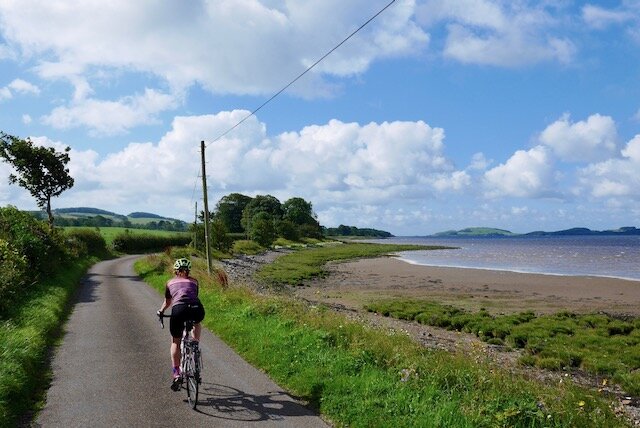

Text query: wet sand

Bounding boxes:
[297,256,640,316]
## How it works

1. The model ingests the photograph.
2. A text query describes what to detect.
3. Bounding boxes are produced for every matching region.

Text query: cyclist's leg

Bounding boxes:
[190,302,205,342]
[171,336,181,368]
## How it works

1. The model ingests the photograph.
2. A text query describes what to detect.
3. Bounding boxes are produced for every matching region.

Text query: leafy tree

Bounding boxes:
[241,194,283,233]
[249,212,277,247]
[214,193,252,233]
[0,132,74,226]
[276,219,300,241]
[210,218,233,252]
[283,197,322,238]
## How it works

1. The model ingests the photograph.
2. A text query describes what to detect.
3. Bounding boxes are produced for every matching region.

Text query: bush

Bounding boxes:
[0,206,67,276]
[0,239,28,315]
[65,228,108,257]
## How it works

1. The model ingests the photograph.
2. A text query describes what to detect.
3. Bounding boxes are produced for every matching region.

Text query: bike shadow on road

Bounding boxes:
[188,381,322,423]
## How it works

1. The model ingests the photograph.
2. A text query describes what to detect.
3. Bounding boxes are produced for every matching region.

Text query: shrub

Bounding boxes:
[0,206,67,276]
[65,228,107,257]
[0,239,28,315]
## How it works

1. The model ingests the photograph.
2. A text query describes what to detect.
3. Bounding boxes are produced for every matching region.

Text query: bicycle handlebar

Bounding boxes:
[157,311,171,329]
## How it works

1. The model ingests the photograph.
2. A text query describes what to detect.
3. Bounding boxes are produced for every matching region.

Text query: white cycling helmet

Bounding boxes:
[173,258,191,271]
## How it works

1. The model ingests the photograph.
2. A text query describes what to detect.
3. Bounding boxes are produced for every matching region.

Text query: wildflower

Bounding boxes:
[578,401,585,407]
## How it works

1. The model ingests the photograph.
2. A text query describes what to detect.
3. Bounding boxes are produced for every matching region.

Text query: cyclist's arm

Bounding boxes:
[158,285,173,313]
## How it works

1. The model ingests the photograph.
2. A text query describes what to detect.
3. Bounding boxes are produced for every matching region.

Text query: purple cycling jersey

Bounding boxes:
[165,276,199,305]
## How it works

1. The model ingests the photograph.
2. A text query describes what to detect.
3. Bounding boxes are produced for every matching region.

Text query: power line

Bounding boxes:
[205,0,397,148]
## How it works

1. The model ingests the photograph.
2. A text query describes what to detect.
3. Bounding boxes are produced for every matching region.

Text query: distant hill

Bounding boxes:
[42,207,188,231]
[432,227,517,237]
[430,226,640,237]
[128,212,165,219]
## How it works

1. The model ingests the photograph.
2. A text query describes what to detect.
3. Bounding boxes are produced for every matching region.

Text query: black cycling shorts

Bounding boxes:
[170,302,205,338]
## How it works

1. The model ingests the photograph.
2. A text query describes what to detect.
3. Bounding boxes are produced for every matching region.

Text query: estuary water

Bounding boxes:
[374,235,640,282]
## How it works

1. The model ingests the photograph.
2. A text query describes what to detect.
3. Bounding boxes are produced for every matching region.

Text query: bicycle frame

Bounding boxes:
[158,312,202,409]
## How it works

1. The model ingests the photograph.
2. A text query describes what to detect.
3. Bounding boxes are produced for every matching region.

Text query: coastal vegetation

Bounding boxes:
[255,242,450,286]
[135,252,629,427]
[365,299,640,396]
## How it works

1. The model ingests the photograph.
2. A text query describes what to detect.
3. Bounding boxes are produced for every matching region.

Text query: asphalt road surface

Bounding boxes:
[35,255,329,427]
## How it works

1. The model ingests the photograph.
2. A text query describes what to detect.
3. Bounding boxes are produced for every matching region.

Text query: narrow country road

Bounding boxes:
[35,255,329,427]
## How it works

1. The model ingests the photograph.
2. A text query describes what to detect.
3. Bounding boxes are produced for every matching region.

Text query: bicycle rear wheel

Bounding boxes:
[185,352,199,409]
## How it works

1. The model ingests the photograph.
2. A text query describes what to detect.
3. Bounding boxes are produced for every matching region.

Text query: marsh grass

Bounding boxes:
[0,259,95,428]
[136,254,629,427]
[256,243,450,286]
[366,299,640,396]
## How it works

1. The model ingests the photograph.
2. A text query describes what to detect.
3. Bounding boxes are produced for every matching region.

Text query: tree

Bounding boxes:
[282,197,322,238]
[214,193,252,233]
[241,195,283,234]
[249,212,277,247]
[0,132,74,226]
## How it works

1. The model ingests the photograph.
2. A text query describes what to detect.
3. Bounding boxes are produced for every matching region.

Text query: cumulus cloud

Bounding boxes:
[19,113,468,221]
[578,135,640,199]
[415,0,576,66]
[483,145,556,198]
[539,113,618,163]
[42,88,180,135]
[0,78,40,100]
[0,1,428,95]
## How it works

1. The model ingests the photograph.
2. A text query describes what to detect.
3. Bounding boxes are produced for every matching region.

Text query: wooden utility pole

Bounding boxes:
[200,141,212,274]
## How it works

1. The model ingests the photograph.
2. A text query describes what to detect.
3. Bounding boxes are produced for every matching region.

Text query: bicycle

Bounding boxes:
[157,312,203,409]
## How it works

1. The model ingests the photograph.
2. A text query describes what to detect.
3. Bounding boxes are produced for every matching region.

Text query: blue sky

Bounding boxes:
[1,0,640,236]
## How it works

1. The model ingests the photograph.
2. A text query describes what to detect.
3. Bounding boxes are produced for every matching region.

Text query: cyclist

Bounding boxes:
[157,258,205,391]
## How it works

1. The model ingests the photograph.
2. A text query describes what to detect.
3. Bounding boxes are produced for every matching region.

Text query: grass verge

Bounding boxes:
[256,242,451,286]
[135,253,630,427]
[366,299,640,396]
[0,258,96,428]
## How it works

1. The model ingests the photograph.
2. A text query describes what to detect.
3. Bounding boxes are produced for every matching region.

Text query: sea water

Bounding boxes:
[373,235,640,282]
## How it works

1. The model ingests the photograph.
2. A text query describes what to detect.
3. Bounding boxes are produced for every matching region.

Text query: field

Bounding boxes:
[63,226,190,245]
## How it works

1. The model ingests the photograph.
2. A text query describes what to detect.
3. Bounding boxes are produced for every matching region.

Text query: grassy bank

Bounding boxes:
[0,258,96,428]
[256,242,451,286]
[366,299,640,396]
[135,252,629,427]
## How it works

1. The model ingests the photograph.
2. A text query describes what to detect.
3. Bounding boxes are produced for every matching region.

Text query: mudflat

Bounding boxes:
[297,256,640,316]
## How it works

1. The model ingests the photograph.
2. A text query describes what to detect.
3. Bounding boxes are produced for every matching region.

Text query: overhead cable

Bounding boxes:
[205,0,397,148]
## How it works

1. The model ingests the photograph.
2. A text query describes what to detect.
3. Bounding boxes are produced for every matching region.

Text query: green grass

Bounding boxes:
[256,242,451,286]
[366,299,640,396]
[63,226,190,245]
[136,253,630,427]
[0,258,96,428]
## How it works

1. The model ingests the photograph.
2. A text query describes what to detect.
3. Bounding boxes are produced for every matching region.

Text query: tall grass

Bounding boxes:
[0,259,95,428]
[136,254,629,427]
[366,299,640,396]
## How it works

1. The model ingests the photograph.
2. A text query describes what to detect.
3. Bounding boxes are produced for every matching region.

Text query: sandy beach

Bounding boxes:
[297,256,640,316]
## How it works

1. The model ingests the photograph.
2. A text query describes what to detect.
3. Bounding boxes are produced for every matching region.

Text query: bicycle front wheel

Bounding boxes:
[185,354,199,409]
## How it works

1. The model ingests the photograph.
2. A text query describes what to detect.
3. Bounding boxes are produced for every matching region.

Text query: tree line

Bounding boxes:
[195,193,323,251]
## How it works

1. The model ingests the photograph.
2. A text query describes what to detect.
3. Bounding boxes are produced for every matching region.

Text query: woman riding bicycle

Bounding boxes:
[157,258,205,391]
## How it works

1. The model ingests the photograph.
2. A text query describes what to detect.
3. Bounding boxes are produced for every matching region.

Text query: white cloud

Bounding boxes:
[483,145,556,198]
[578,135,640,199]
[582,5,634,30]
[0,1,428,95]
[539,113,618,163]
[21,114,31,124]
[42,88,180,136]
[0,78,40,101]
[24,113,468,222]
[416,0,576,66]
